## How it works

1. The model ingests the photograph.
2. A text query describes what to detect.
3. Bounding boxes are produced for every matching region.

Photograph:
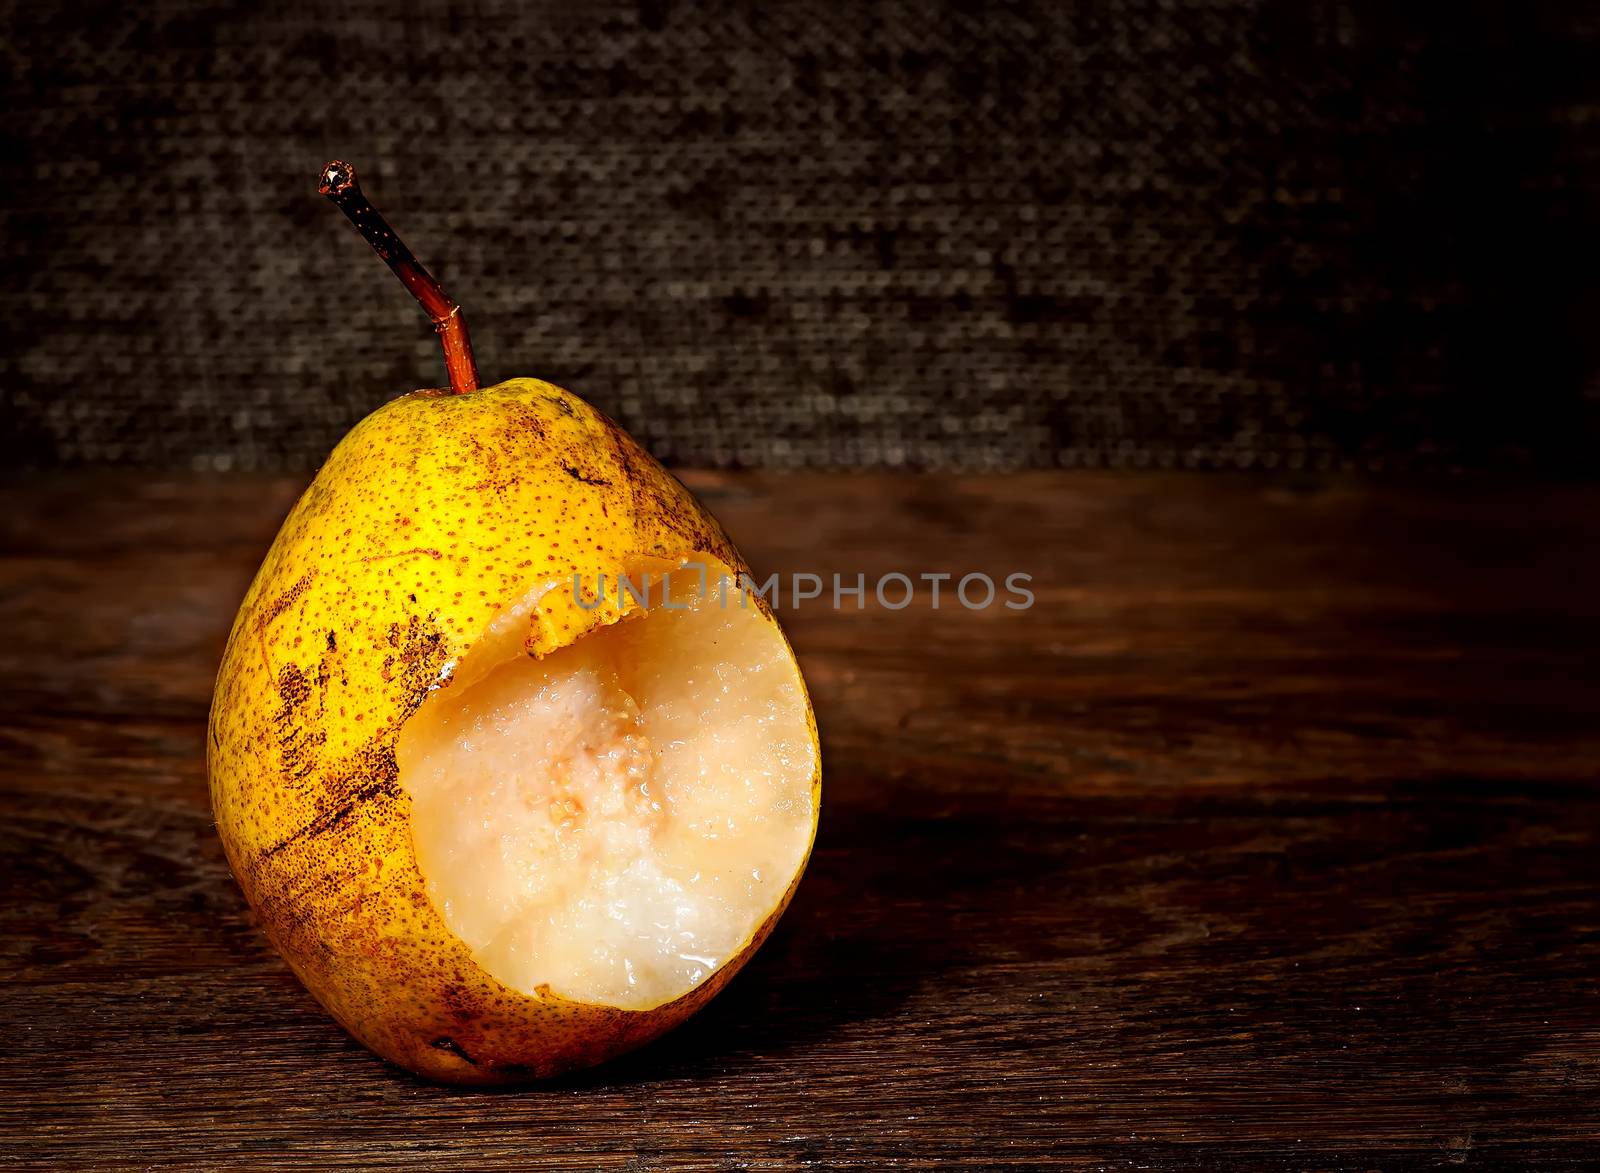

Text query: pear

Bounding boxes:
[207,163,819,1084]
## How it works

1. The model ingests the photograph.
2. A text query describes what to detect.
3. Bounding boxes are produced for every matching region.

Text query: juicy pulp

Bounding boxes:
[396,568,816,1011]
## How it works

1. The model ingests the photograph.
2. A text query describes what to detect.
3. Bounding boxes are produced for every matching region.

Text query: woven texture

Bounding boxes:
[5,1,1600,473]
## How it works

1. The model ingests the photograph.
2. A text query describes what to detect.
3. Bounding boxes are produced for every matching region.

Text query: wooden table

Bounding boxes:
[5,471,1599,1169]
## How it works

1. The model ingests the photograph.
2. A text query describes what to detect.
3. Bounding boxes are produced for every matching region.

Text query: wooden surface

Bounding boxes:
[4,470,1600,1170]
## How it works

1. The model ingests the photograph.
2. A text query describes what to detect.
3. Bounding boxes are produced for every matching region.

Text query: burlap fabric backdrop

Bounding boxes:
[4,1,1598,473]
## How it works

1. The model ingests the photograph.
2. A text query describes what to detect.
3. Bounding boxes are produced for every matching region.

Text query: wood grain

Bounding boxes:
[2,471,1599,1170]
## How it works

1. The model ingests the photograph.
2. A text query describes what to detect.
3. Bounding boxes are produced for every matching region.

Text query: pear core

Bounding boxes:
[395,567,816,1012]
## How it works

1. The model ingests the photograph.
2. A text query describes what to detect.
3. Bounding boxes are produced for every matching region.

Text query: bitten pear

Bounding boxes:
[207,165,819,1085]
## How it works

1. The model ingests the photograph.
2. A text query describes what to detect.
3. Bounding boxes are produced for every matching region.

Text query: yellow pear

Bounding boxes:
[207,164,819,1084]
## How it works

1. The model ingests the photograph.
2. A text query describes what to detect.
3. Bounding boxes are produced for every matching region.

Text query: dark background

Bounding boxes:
[8,5,1600,1165]
[5,0,1600,474]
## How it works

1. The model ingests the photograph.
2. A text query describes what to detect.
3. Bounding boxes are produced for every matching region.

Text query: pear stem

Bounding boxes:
[319,160,479,396]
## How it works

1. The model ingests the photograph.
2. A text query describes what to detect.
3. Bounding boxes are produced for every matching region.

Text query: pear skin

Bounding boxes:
[208,378,820,1084]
